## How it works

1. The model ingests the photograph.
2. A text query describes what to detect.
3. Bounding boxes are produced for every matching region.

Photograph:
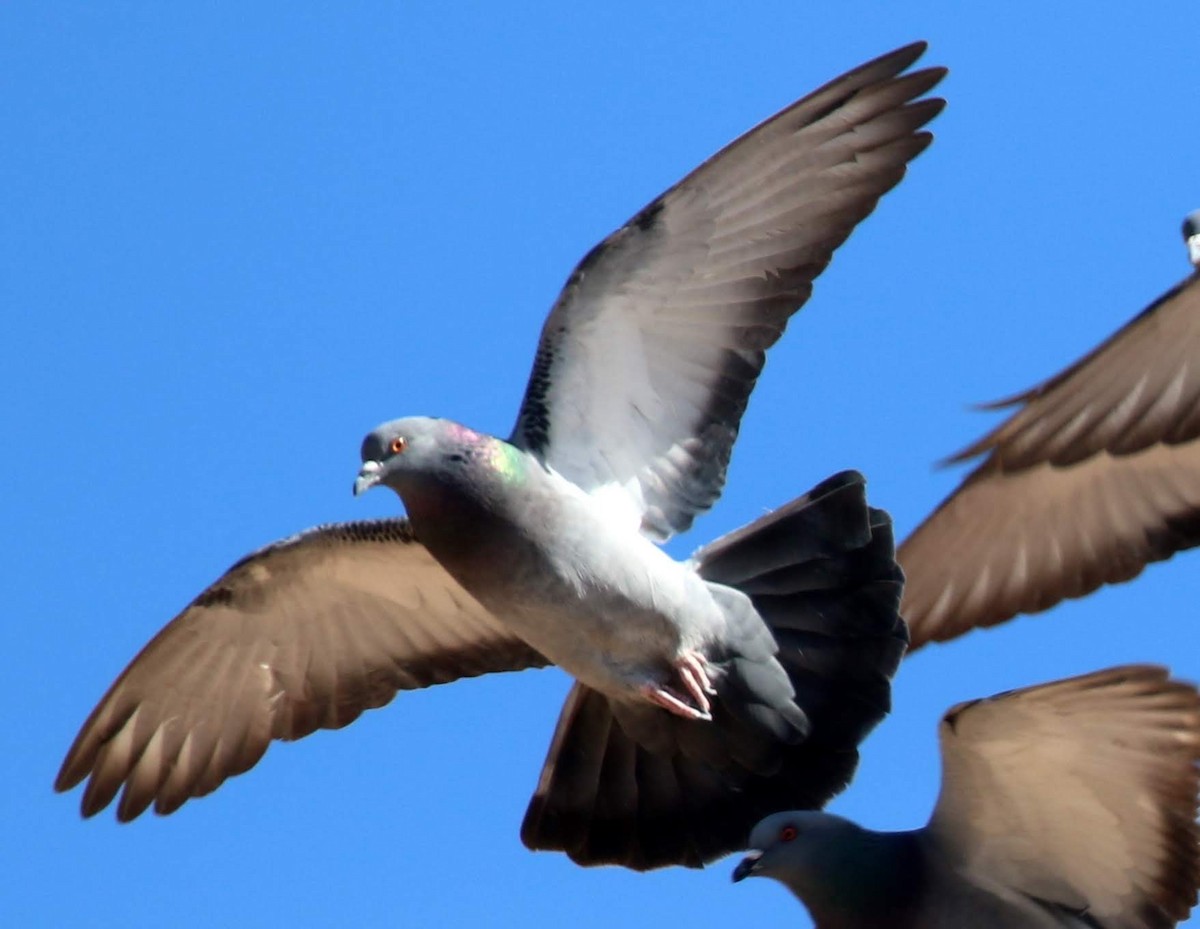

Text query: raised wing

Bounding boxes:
[901,274,1200,650]
[511,43,945,541]
[56,519,547,821]
[927,666,1200,929]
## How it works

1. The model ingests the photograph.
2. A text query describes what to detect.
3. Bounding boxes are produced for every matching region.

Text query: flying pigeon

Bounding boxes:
[55,43,945,870]
[900,211,1200,650]
[733,665,1200,928]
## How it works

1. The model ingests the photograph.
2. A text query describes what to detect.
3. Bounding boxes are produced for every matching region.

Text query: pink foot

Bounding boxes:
[640,651,717,721]
[676,651,717,711]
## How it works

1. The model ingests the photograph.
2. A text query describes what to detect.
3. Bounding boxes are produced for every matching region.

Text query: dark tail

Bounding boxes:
[520,470,907,870]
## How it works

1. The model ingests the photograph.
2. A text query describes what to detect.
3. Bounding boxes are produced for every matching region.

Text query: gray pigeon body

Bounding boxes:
[358,428,906,865]
[900,212,1200,651]
[355,417,762,707]
[56,43,943,869]
[520,471,905,868]
[734,666,1200,927]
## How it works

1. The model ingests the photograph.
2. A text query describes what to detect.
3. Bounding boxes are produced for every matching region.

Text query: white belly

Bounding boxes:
[473,472,725,696]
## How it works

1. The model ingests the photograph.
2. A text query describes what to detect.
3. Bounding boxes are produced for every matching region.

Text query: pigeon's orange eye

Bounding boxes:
[779,825,798,843]
[390,436,408,455]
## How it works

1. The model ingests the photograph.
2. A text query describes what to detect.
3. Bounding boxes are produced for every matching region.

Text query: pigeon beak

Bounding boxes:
[1188,233,1200,268]
[353,460,384,496]
[731,850,763,883]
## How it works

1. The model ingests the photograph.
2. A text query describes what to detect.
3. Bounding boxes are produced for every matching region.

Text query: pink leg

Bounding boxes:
[640,650,717,721]
[641,684,711,721]
[676,651,717,711]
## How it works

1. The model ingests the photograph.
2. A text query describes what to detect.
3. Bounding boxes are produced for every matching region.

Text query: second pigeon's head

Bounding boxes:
[733,810,856,888]
[1185,209,1200,268]
[353,416,527,504]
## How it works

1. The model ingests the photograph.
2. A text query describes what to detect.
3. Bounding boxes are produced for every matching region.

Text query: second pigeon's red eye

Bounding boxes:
[390,437,408,455]
[779,825,798,842]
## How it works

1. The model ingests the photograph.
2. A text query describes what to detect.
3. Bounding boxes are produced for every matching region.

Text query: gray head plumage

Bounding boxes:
[732,810,854,884]
[353,416,443,496]
[353,416,523,500]
[1184,209,1200,267]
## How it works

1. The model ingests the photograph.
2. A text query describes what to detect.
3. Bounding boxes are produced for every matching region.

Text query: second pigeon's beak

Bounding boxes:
[731,851,762,883]
[353,460,384,496]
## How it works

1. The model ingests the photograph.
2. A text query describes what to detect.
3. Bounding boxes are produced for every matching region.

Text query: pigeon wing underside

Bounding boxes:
[927,666,1200,928]
[901,275,1200,649]
[56,519,548,821]
[511,42,946,541]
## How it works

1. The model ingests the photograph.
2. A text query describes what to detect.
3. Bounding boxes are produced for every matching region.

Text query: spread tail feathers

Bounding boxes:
[520,470,907,870]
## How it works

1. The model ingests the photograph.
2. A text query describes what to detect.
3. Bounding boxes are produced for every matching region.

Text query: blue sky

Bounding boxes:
[6,4,1200,927]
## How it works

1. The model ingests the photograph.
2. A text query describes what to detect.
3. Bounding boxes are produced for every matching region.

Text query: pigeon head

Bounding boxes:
[734,811,914,924]
[733,810,854,885]
[1184,209,1200,268]
[353,416,528,503]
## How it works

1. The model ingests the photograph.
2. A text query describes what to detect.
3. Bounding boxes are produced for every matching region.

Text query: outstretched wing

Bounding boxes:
[56,519,548,821]
[511,43,945,541]
[901,274,1200,649]
[927,666,1200,929]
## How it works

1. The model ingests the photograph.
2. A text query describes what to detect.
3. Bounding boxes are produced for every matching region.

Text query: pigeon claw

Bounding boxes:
[641,684,713,721]
[640,651,717,721]
[676,651,717,711]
